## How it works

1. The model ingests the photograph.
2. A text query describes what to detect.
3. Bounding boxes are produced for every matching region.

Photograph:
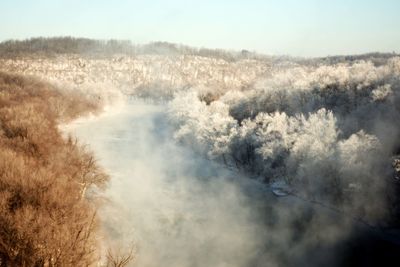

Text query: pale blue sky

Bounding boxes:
[0,0,399,57]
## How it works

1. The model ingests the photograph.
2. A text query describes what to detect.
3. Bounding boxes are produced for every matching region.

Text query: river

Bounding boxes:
[63,100,396,267]
[65,100,274,267]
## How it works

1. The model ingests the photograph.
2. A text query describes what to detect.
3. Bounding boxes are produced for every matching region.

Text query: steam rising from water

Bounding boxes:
[67,100,273,266]
[65,100,384,267]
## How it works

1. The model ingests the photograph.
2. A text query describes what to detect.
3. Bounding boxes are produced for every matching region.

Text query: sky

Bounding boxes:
[0,0,399,57]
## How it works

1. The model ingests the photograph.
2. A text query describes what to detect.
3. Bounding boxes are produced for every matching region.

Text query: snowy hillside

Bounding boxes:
[0,54,270,98]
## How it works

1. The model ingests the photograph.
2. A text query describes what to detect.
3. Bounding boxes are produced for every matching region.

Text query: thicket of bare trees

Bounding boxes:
[0,72,118,266]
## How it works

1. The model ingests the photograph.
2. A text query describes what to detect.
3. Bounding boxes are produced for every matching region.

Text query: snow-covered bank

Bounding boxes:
[59,92,127,134]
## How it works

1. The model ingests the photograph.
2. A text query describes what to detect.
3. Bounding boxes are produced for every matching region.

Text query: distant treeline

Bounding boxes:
[0,37,397,65]
[301,52,399,67]
[0,37,266,61]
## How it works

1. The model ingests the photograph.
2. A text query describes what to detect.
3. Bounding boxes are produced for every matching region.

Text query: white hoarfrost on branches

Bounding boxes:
[169,90,238,161]
[371,84,393,102]
[3,49,400,222]
[167,57,400,221]
[338,131,382,184]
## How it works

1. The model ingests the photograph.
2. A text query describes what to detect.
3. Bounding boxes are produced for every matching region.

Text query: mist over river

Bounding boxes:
[63,100,395,267]
[65,100,276,266]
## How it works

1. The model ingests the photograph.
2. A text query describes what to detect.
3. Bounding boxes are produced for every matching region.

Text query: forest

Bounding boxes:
[168,58,400,225]
[0,37,399,266]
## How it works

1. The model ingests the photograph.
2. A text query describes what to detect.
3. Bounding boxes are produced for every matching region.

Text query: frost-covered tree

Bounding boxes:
[287,109,338,188]
[168,57,400,223]
[169,90,238,163]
